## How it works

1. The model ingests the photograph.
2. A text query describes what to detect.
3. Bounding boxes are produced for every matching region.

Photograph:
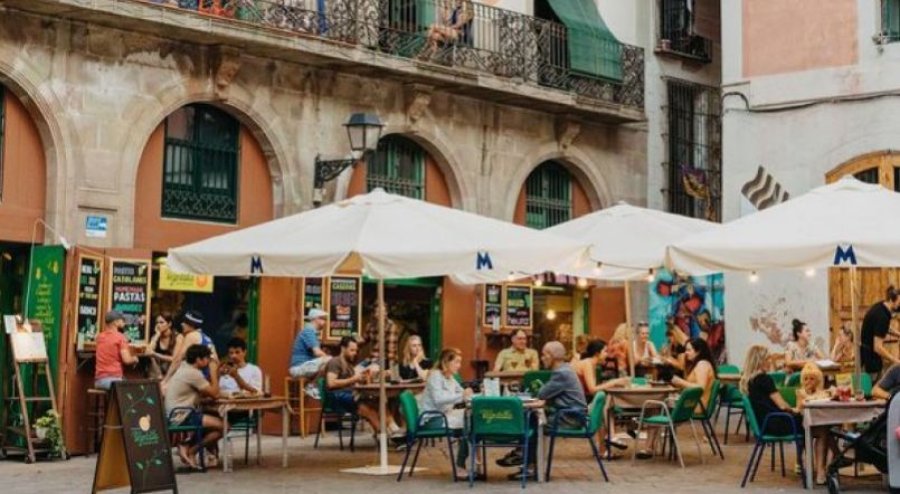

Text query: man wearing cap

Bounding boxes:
[163,310,219,385]
[94,310,139,390]
[289,308,331,381]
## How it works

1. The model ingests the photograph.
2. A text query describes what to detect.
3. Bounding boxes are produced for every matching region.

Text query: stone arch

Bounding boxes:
[0,62,76,235]
[336,124,471,211]
[119,81,293,244]
[503,144,611,222]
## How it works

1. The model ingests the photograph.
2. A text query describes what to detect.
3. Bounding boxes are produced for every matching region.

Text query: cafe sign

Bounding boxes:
[158,266,214,293]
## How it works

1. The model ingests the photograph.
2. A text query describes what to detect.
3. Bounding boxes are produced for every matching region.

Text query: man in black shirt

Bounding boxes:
[860,286,900,382]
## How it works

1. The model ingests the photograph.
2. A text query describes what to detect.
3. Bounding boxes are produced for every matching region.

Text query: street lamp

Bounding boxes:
[314,112,384,205]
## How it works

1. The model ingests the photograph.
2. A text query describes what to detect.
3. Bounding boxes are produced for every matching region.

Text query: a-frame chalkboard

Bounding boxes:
[92,380,177,493]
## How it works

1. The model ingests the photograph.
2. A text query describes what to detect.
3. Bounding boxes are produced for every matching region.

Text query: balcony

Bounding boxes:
[7,0,645,122]
[656,0,712,64]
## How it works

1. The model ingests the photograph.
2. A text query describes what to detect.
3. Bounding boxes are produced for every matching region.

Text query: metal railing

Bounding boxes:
[141,0,644,110]
[658,0,711,63]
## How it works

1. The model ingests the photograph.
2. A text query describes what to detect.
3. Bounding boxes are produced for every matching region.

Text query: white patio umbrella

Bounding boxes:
[167,188,591,475]
[667,176,900,377]
[547,202,720,373]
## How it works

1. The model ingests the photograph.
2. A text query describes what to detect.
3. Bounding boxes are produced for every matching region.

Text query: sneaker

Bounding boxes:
[636,450,653,460]
[304,383,321,400]
[496,452,523,467]
[506,464,537,481]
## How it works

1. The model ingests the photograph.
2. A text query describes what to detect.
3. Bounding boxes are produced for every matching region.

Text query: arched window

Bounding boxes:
[525,161,572,229]
[367,135,425,199]
[162,104,240,223]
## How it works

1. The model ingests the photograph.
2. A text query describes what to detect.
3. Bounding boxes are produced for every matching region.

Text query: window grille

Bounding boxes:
[525,161,572,229]
[368,135,425,199]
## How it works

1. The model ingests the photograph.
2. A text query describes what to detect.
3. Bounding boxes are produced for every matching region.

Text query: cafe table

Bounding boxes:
[215,395,290,473]
[801,399,884,490]
[484,370,527,385]
[354,381,426,398]
[605,385,678,459]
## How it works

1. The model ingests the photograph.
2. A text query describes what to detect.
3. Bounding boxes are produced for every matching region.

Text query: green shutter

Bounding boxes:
[25,245,66,382]
[525,162,573,230]
[547,0,623,81]
[885,0,900,40]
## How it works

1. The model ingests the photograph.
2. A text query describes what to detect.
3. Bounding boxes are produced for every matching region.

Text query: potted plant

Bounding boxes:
[34,410,64,456]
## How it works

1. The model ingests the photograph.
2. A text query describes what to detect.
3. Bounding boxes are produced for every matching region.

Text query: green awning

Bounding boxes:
[547,0,623,81]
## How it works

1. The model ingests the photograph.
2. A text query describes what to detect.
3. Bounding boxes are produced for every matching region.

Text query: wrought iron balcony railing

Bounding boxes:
[658,0,712,63]
[140,0,644,111]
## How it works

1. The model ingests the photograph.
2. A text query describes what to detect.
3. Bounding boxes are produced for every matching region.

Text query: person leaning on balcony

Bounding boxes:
[419,0,474,60]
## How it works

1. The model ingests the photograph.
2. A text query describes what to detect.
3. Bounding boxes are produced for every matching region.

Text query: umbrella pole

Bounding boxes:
[850,266,862,386]
[625,280,635,377]
[378,278,388,469]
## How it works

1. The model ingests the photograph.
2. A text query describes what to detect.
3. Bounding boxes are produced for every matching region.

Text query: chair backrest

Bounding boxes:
[318,378,335,412]
[697,379,721,419]
[398,390,420,435]
[717,364,740,375]
[670,386,703,423]
[587,391,607,434]
[470,396,525,437]
[785,373,801,387]
[778,386,797,408]
[853,373,873,397]
[741,394,762,439]
[767,371,787,387]
[522,370,552,397]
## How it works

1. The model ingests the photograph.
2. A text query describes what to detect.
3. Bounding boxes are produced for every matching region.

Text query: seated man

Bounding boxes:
[289,308,331,378]
[325,337,400,437]
[219,337,262,395]
[165,344,223,469]
[493,329,540,372]
[94,310,139,390]
[872,362,900,400]
[497,341,587,479]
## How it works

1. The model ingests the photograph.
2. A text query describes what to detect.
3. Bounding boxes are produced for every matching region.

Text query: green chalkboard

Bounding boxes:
[503,284,532,330]
[25,245,65,379]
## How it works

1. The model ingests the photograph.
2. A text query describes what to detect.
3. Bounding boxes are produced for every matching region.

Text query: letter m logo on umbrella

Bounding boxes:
[476,251,493,271]
[833,245,857,266]
[250,255,264,274]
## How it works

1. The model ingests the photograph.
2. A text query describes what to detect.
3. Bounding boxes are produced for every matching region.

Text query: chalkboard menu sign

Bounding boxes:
[482,284,503,327]
[504,284,533,330]
[303,277,325,312]
[326,276,362,341]
[107,258,152,344]
[76,254,104,344]
[93,380,176,493]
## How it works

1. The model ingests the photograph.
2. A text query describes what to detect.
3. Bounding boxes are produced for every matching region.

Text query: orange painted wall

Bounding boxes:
[258,277,301,434]
[442,279,478,379]
[133,123,274,252]
[589,287,626,342]
[743,0,857,77]
[0,89,46,243]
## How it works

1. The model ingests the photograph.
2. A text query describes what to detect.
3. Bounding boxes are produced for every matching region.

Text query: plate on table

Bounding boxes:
[804,397,833,405]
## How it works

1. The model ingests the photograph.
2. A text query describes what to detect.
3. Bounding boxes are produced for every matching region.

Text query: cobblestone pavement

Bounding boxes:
[1,427,889,494]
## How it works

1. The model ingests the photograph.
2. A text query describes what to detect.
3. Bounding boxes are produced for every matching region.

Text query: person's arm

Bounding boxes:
[536,373,564,401]
[196,371,219,400]
[596,376,630,392]
[528,350,539,370]
[312,346,328,358]
[493,350,505,372]
[162,333,192,383]
[235,367,261,393]
[874,335,899,366]
[830,341,842,362]
[119,341,139,366]
[814,346,825,360]
[327,368,362,390]
[768,391,796,413]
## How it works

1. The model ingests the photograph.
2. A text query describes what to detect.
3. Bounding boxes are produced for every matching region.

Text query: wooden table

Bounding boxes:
[484,370,527,385]
[354,382,426,398]
[719,373,741,385]
[215,396,290,473]
[801,399,884,489]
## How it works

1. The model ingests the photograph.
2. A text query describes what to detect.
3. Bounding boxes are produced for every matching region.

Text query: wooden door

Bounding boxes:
[827,152,900,346]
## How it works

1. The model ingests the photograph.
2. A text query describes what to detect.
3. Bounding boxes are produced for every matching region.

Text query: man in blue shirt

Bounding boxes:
[289,308,331,381]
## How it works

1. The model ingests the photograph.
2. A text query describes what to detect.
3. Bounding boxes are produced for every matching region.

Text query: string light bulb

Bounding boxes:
[805,268,816,278]
[592,262,603,276]
[546,309,557,321]
[507,272,515,282]
[577,277,588,288]
[533,277,543,287]
[749,271,759,283]
[645,269,655,283]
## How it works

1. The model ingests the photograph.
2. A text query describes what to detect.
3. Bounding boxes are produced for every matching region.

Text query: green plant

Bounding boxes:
[34,410,64,456]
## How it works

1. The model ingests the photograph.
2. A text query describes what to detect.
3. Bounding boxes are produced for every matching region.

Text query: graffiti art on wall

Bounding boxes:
[649,269,726,364]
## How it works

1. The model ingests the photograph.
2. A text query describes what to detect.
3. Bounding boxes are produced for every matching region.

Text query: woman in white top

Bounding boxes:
[633,323,659,376]
[785,319,823,371]
[420,348,473,479]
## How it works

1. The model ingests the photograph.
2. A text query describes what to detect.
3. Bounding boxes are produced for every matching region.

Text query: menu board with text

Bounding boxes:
[503,284,533,330]
[325,276,362,341]
[303,277,325,313]
[482,284,503,327]
[106,258,152,344]
[76,254,104,344]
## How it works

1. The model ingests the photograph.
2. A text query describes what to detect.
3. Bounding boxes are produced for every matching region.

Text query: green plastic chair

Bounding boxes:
[226,411,259,465]
[767,371,787,387]
[778,386,798,408]
[852,373,873,397]
[692,379,724,459]
[632,386,705,468]
[544,392,609,481]
[785,373,801,387]
[314,378,358,452]
[396,390,459,482]
[739,394,806,488]
[716,365,746,444]
[167,407,206,470]
[522,370,552,397]
[469,396,533,488]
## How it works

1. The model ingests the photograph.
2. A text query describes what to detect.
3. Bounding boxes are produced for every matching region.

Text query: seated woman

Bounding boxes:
[796,363,839,484]
[740,345,801,437]
[671,338,717,412]
[785,319,824,371]
[419,0,474,60]
[394,335,431,381]
[830,323,854,364]
[572,340,630,452]
[420,348,473,480]
[599,337,630,380]
[632,322,659,377]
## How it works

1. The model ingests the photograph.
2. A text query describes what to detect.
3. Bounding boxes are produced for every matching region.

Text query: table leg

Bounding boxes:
[223,412,232,473]
[537,422,545,483]
[256,410,262,465]
[804,409,812,490]
[282,405,289,468]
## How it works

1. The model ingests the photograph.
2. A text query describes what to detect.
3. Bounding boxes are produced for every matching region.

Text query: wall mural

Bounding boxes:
[649,269,726,364]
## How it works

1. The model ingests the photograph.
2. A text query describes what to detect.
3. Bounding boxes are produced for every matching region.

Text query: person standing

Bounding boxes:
[493,329,539,372]
[163,310,219,386]
[360,302,400,371]
[147,313,179,379]
[94,310,139,390]
[861,286,900,382]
